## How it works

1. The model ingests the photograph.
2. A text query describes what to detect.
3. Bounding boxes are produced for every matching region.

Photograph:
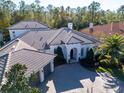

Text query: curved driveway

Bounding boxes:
[42,63,124,93]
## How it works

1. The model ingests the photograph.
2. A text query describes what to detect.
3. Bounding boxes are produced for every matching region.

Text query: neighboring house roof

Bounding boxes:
[0,49,55,83]
[81,22,124,36]
[8,21,49,30]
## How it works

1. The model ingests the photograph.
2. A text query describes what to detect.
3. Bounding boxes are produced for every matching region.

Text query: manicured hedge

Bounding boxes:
[54,47,66,67]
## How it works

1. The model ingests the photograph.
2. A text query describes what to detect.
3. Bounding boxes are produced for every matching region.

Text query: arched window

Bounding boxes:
[81,48,84,56]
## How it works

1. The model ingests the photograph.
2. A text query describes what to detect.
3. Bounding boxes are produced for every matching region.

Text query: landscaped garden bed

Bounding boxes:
[96,66,124,81]
[80,34,124,81]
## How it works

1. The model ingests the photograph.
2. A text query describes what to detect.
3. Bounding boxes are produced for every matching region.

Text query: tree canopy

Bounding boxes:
[0,0,124,42]
[98,34,124,65]
[1,64,40,93]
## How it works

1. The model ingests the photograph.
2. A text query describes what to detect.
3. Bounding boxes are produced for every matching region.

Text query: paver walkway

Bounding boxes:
[42,63,124,93]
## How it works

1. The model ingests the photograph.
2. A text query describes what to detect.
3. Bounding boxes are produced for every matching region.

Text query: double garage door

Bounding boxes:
[44,63,51,79]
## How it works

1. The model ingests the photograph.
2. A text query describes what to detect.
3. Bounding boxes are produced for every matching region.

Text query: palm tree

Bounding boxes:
[98,34,124,65]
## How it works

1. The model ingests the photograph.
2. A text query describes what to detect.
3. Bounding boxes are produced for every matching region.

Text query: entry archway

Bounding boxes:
[70,48,77,61]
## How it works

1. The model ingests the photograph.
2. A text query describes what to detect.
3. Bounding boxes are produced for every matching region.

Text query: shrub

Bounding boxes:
[80,49,97,68]
[87,49,94,65]
[120,54,124,64]
[0,41,4,47]
[29,72,40,87]
[54,47,66,67]
[98,54,122,69]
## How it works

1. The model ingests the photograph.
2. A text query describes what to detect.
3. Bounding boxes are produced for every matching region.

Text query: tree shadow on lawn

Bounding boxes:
[41,64,99,93]
[80,62,124,93]
[96,67,124,93]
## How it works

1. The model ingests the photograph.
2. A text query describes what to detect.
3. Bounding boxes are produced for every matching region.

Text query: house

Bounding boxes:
[8,21,49,40]
[0,23,99,85]
[81,22,124,40]
[17,27,99,63]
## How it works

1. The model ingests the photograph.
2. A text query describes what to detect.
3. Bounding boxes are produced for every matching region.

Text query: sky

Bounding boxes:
[11,0,124,11]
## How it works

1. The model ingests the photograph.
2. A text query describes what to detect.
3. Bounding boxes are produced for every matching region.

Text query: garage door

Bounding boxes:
[44,63,51,79]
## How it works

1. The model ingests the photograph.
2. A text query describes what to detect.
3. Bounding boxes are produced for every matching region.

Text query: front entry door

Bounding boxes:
[70,49,74,59]
[70,48,77,63]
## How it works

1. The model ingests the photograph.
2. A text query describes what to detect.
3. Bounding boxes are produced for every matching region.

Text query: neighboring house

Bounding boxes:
[8,21,49,40]
[0,24,99,85]
[81,22,124,40]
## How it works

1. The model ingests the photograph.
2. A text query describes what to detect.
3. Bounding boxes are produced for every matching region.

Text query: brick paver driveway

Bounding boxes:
[41,63,124,93]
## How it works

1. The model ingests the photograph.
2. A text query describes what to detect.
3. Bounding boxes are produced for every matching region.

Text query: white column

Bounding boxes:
[78,48,81,60]
[39,68,44,83]
[77,48,80,62]
[50,61,54,72]
[65,45,70,63]
[67,50,70,63]
[84,47,87,58]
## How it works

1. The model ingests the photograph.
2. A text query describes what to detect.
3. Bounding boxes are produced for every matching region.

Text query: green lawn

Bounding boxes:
[96,66,124,81]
